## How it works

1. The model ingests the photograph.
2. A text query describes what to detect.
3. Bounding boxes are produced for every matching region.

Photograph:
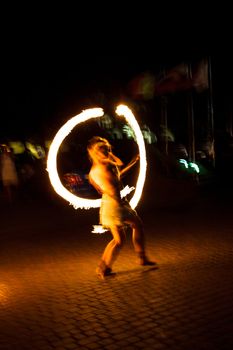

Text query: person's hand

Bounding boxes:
[135,154,140,162]
[129,154,140,165]
[133,154,140,163]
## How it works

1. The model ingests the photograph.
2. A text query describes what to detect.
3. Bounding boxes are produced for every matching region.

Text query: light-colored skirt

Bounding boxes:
[100,194,137,228]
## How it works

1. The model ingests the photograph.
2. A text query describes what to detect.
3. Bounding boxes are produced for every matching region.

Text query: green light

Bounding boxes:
[179,159,200,173]
[189,162,200,173]
[179,159,188,168]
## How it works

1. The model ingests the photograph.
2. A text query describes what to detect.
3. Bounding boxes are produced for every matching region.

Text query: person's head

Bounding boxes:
[87,136,111,163]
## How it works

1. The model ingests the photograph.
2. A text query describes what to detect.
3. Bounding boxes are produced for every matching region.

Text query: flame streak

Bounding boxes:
[47,105,147,210]
[116,105,147,209]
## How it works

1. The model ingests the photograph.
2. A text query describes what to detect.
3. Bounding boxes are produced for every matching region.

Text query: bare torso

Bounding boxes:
[89,161,122,200]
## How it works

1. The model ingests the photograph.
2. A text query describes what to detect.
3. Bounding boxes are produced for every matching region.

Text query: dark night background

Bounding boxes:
[2,37,233,189]
[2,2,232,143]
[3,47,232,137]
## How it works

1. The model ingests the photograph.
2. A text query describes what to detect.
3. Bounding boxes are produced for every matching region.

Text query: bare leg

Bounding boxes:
[125,215,156,266]
[125,215,145,254]
[97,226,125,277]
[102,226,125,267]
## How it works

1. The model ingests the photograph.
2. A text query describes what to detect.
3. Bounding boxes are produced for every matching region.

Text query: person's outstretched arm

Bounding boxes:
[120,154,139,177]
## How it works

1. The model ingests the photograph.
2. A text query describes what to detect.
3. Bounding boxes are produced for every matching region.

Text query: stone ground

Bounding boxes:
[0,176,233,349]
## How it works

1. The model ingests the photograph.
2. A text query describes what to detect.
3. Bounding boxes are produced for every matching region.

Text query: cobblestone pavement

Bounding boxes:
[0,189,233,350]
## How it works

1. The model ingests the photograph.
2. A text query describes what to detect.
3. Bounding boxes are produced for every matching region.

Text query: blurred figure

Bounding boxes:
[0,145,19,203]
[87,136,156,279]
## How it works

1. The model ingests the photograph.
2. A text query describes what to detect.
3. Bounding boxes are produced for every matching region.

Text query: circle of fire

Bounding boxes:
[47,105,147,210]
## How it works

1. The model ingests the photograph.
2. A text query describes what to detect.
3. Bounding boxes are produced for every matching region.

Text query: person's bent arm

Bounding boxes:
[108,152,123,166]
